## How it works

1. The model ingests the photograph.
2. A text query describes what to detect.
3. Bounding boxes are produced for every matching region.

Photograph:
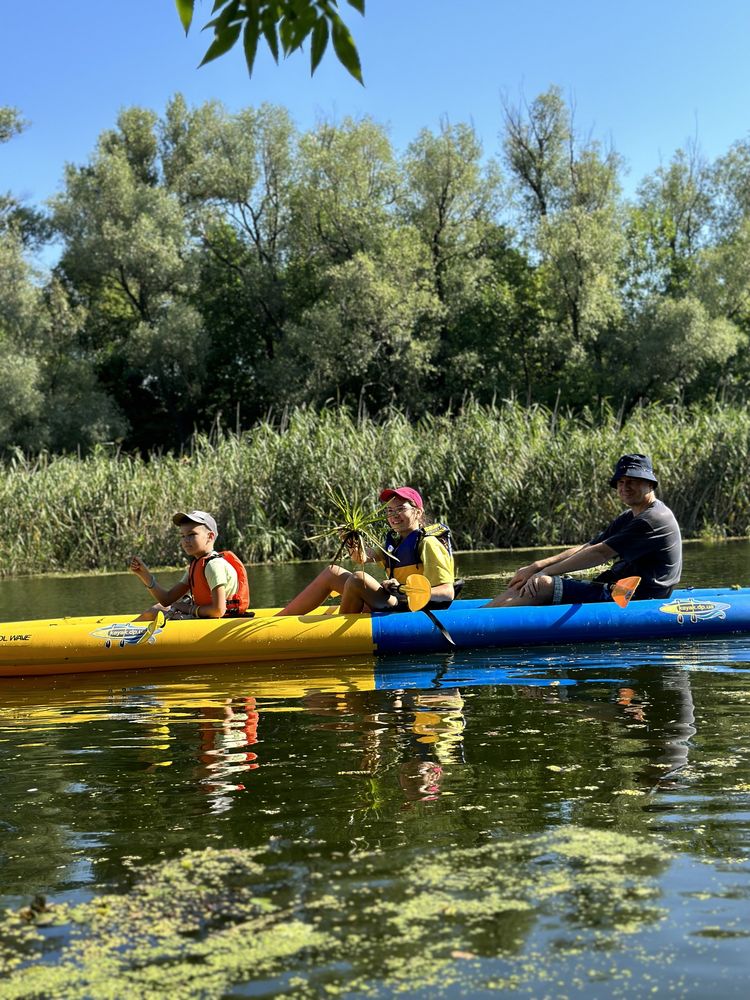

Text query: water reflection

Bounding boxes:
[304,686,466,807]
[3,642,750,995]
[196,697,260,813]
[619,668,697,785]
[0,638,737,836]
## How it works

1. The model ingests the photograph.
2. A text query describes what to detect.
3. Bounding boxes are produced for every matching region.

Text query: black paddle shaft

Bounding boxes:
[422,608,456,647]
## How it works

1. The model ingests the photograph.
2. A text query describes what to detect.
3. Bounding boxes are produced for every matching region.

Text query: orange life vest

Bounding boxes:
[188,551,250,616]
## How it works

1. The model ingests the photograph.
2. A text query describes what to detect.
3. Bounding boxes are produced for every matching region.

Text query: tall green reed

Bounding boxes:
[2,401,749,576]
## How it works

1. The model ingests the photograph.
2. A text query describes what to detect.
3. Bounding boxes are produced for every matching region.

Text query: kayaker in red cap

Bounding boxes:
[278,487,455,615]
[486,453,682,607]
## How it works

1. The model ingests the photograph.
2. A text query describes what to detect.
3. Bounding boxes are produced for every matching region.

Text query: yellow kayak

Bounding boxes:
[0,607,375,677]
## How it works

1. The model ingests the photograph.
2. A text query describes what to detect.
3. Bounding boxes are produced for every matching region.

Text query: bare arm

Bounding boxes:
[515,541,617,598]
[539,540,617,577]
[129,556,189,606]
[508,544,590,588]
[199,585,227,619]
[430,581,455,602]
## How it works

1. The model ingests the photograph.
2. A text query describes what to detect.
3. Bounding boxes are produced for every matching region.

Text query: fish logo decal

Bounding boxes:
[91,621,163,648]
[659,599,730,625]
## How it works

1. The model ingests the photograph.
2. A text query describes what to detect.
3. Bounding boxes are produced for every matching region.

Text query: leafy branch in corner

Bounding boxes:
[175,0,364,83]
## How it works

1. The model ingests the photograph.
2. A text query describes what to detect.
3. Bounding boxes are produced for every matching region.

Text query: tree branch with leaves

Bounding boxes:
[175,0,364,83]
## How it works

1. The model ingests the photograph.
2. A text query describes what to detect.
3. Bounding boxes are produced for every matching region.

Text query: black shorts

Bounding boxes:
[384,594,454,614]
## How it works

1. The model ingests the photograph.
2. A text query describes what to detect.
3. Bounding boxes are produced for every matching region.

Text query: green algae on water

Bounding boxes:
[0,848,325,1000]
[0,827,674,999]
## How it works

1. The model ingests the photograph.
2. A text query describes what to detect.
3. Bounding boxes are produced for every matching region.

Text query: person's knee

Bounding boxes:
[530,575,555,603]
[343,572,366,596]
[321,564,349,586]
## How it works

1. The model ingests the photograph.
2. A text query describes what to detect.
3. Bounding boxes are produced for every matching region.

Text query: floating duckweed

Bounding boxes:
[0,827,675,998]
[0,848,324,999]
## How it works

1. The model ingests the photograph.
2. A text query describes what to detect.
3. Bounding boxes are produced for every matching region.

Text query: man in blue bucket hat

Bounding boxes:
[486,453,682,607]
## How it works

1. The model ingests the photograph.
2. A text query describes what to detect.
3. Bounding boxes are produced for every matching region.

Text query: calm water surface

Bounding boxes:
[0,542,749,997]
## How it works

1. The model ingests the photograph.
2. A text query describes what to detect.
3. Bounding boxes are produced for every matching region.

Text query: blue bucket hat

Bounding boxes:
[609,454,658,488]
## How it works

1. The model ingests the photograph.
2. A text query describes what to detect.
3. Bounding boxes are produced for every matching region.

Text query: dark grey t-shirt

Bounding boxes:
[589,499,682,598]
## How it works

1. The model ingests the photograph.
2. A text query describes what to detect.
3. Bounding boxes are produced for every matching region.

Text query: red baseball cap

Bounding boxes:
[379,486,424,508]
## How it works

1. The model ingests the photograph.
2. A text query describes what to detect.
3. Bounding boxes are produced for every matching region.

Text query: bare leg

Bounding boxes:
[484,576,555,608]
[340,572,398,614]
[278,565,354,616]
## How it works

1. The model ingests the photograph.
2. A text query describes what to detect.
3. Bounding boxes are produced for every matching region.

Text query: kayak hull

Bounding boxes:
[1,587,749,677]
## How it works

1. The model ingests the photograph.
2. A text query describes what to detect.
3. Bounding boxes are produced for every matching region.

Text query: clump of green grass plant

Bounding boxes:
[306,487,388,567]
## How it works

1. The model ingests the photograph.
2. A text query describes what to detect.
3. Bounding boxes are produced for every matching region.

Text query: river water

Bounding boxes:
[0,542,750,997]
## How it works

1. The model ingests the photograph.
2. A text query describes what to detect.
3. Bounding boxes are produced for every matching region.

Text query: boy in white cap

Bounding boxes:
[130,510,247,620]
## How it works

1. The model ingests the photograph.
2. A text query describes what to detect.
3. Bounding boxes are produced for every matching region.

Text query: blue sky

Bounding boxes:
[3,0,750,211]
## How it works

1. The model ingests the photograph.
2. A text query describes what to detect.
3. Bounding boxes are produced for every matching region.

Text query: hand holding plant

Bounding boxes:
[307,487,388,568]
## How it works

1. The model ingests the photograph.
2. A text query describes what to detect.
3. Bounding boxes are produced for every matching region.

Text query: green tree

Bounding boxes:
[275,117,455,411]
[278,231,442,410]
[440,240,549,406]
[399,120,536,407]
[0,105,48,247]
[502,88,571,219]
[33,280,129,452]
[628,143,714,300]
[0,106,25,145]
[161,96,299,421]
[0,229,44,448]
[536,204,625,379]
[0,231,126,452]
[401,120,503,305]
[503,88,622,218]
[603,295,743,407]
[709,137,750,238]
[51,107,206,449]
[696,140,750,329]
[693,218,750,328]
[292,116,398,267]
[503,88,626,403]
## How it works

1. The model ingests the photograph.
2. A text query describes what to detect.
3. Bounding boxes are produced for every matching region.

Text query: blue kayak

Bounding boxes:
[371,587,750,655]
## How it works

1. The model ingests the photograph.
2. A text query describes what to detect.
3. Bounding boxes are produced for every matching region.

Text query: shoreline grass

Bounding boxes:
[2,401,749,577]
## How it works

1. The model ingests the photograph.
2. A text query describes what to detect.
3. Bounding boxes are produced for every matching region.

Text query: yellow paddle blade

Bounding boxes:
[611,576,641,609]
[136,609,165,644]
[401,573,432,612]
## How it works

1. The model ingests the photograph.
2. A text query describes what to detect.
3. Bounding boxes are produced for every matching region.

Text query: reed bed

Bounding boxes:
[2,401,750,576]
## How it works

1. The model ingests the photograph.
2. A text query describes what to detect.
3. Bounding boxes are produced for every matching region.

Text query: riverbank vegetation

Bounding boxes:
[2,402,749,576]
[3,88,750,455]
[4,89,750,575]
